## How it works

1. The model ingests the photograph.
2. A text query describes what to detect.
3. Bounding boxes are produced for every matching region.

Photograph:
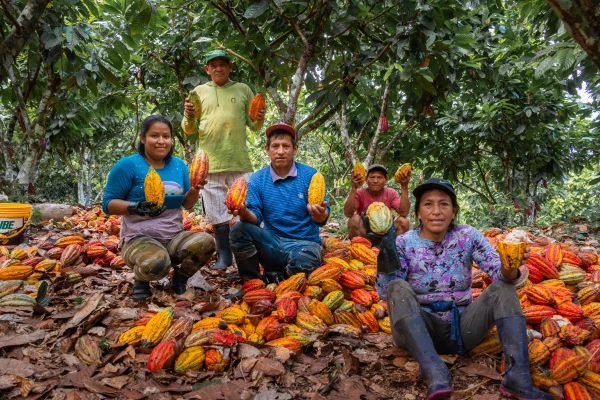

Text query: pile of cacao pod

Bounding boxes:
[471,229,600,399]
[0,234,127,306]
[113,235,389,374]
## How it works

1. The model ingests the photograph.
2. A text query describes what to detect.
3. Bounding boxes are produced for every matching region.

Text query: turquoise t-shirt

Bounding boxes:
[102,154,190,214]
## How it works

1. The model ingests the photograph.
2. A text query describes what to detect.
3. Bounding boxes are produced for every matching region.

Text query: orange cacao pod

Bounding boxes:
[540,317,561,338]
[277,297,297,323]
[333,309,361,329]
[55,235,85,248]
[557,301,585,323]
[320,278,343,293]
[348,243,376,265]
[266,337,303,354]
[394,163,411,184]
[370,303,386,319]
[275,273,308,297]
[243,288,276,304]
[256,315,283,342]
[353,162,366,186]
[248,94,265,121]
[85,245,107,258]
[109,255,125,269]
[545,243,564,267]
[189,149,209,187]
[355,306,379,333]
[562,251,582,267]
[225,178,248,211]
[350,288,373,308]
[527,253,559,279]
[523,305,557,325]
[242,279,265,294]
[339,271,368,290]
[549,347,575,370]
[205,347,229,372]
[564,381,593,400]
[273,290,303,306]
[526,284,555,306]
[207,329,246,346]
[308,264,343,285]
[528,339,551,366]
[0,265,33,281]
[560,324,591,347]
[221,307,246,325]
[550,355,587,384]
[470,334,502,355]
[147,339,180,371]
[308,299,334,326]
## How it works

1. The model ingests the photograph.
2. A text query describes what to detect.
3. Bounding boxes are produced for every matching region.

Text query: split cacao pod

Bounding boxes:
[328,324,363,339]
[225,178,248,211]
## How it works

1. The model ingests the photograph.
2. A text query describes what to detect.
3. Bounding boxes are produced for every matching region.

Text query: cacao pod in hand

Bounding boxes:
[189,149,209,188]
[144,166,165,207]
[248,94,266,121]
[307,172,325,205]
[225,178,248,212]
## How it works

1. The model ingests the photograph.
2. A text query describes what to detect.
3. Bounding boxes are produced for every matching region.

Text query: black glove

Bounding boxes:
[127,201,166,217]
[362,212,401,275]
[263,270,286,284]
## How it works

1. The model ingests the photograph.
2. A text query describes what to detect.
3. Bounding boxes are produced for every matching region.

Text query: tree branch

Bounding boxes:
[335,102,357,165]
[377,116,416,162]
[365,80,391,166]
[296,103,341,140]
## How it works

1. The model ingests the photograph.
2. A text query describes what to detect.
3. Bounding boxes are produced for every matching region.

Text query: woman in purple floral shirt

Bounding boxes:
[366,178,550,400]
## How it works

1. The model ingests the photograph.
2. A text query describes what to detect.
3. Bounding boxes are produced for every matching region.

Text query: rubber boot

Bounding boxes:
[132,280,151,301]
[497,317,552,400]
[225,254,262,300]
[393,314,453,400]
[211,223,233,270]
[171,269,191,295]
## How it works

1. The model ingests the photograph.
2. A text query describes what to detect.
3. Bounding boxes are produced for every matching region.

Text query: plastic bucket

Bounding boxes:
[0,203,32,245]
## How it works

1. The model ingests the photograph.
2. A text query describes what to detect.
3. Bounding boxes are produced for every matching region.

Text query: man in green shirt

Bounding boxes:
[182,50,266,271]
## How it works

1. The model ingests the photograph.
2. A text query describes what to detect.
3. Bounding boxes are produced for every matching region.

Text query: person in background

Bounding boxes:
[103,115,215,301]
[228,123,329,289]
[366,178,550,400]
[344,164,410,239]
[181,49,266,272]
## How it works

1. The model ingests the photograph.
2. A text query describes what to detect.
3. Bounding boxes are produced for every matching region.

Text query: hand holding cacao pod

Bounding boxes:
[394,163,411,185]
[307,201,328,224]
[350,172,365,189]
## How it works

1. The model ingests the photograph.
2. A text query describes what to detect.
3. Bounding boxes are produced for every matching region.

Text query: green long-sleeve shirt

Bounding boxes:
[182,81,264,172]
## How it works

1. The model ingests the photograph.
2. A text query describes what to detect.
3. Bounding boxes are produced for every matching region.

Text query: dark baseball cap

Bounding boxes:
[367,164,388,176]
[266,123,296,138]
[205,49,231,64]
[413,178,456,199]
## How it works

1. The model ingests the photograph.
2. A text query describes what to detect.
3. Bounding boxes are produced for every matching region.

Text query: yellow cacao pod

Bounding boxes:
[144,166,165,207]
[307,172,325,205]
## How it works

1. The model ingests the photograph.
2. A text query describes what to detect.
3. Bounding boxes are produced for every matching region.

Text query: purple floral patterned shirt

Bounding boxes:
[377,224,517,322]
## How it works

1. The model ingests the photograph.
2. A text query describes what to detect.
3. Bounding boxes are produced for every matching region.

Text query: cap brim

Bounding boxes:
[266,124,296,138]
[413,182,456,198]
[367,167,388,175]
[206,56,231,64]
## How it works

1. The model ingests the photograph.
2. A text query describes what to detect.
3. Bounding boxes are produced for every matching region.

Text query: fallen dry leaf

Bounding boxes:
[459,362,501,381]
[0,331,46,349]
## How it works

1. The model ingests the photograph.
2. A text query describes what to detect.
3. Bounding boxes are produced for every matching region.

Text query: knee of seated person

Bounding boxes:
[139,255,171,277]
[488,279,517,296]
[229,221,252,241]
[387,279,413,300]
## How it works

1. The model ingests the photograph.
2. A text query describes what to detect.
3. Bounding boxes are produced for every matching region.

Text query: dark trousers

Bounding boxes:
[229,221,322,278]
[387,279,524,354]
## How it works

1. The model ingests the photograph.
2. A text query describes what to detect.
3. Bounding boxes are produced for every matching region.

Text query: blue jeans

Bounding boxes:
[229,221,322,279]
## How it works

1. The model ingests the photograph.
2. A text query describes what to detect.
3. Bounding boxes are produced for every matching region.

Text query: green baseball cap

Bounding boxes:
[205,49,231,64]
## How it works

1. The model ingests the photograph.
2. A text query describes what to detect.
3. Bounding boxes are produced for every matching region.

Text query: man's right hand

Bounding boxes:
[184,97,195,117]
[351,172,364,190]
[228,202,251,221]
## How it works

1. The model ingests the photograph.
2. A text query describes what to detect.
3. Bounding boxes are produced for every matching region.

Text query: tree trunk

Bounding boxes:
[0,0,52,82]
[77,146,86,205]
[547,0,600,69]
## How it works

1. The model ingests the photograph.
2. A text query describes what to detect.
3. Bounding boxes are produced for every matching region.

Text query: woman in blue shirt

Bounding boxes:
[102,115,215,300]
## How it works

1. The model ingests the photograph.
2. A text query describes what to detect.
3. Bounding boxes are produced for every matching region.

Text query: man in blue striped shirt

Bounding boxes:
[229,123,330,284]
